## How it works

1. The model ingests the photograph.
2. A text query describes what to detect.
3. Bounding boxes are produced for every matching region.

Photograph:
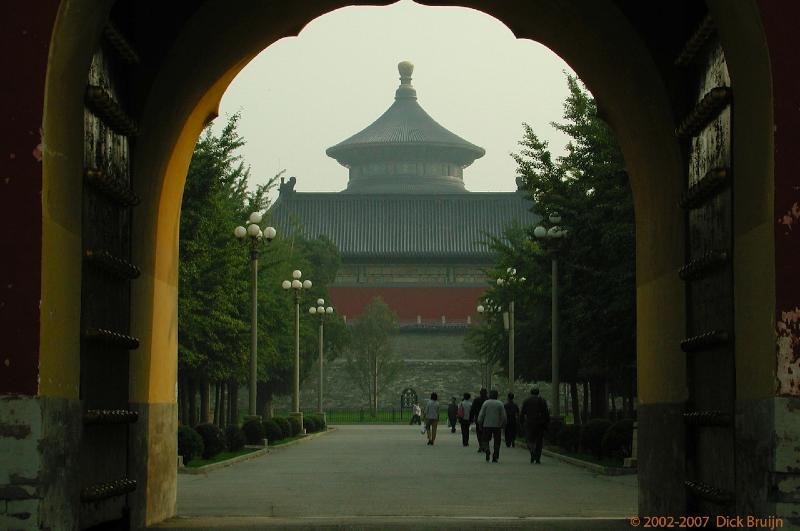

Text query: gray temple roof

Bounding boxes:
[269,189,536,261]
[326,61,485,194]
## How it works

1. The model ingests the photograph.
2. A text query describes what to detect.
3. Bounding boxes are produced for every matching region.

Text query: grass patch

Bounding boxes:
[544,445,624,468]
[185,447,259,468]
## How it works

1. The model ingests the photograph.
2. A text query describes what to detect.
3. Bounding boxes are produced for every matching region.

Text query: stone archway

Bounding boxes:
[3,1,794,529]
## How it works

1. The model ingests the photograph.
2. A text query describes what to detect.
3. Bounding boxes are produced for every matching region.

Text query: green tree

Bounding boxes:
[344,298,402,414]
[469,74,636,421]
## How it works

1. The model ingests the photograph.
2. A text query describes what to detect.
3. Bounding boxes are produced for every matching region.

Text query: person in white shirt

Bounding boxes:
[410,402,421,425]
[424,392,440,445]
[477,389,508,462]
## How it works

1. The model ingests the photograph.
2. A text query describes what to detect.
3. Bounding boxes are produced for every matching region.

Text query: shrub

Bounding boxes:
[580,418,613,457]
[178,425,204,464]
[308,413,326,431]
[242,418,265,445]
[274,417,292,439]
[303,415,318,433]
[194,423,226,459]
[557,423,581,453]
[225,425,246,452]
[288,415,303,436]
[545,418,565,445]
[601,418,634,459]
[262,419,283,443]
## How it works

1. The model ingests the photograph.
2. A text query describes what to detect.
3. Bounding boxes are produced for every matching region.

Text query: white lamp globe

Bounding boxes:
[234,226,246,239]
[326,307,334,314]
[264,226,277,240]
[309,307,317,314]
[291,279,302,289]
[303,280,312,289]
[257,229,263,240]
[317,306,325,313]
[496,278,504,286]
[534,226,547,239]
[249,212,263,224]
[549,212,561,224]
[247,224,260,237]
[520,276,526,282]
[317,298,325,306]
[547,226,560,238]
[477,305,485,313]
[507,267,516,275]
[292,270,302,279]
[281,280,291,290]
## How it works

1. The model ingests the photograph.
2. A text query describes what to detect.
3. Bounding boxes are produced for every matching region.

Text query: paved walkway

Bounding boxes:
[157,425,636,529]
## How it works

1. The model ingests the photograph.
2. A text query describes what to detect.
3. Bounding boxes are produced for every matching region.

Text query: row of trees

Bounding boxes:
[178,114,349,426]
[466,75,637,422]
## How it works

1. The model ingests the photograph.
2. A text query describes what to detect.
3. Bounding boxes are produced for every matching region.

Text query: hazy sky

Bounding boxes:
[214,0,577,199]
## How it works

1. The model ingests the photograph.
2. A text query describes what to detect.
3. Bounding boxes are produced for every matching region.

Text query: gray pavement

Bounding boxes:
[157,425,636,529]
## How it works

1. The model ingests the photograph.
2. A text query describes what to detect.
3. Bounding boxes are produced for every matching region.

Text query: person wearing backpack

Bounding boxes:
[519,387,550,464]
[457,392,473,446]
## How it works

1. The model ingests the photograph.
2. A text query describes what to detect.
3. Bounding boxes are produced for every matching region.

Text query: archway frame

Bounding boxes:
[38,0,775,525]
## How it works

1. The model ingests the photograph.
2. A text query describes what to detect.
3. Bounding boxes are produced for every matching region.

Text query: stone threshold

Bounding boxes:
[179,428,336,475]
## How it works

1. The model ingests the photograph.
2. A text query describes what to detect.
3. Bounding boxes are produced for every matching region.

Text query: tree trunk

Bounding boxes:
[610,392,617,420]
[212,382,220,426]
[582,381,589,423]
[219,383,227,428]
[200,379,210,424]
[188,377,198,427]
[229,381,239,426]
[589,377,609,419]
[570,381,581,424]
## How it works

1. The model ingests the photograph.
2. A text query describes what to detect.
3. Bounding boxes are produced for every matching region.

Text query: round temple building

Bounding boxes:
[270,62,537,410]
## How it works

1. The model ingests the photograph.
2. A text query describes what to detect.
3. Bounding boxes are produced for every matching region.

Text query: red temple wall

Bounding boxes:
[327,286,486,323]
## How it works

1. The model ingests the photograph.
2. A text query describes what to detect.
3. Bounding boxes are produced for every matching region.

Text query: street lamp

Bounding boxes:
[234,212,277,418]
[281,270,312,425]
[309,299,334,416]
[479,268,525,395]
[534,212,568,419]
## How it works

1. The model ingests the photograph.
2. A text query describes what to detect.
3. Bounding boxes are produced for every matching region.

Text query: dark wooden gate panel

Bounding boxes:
[677,15,735,518]
[79,16,140,530]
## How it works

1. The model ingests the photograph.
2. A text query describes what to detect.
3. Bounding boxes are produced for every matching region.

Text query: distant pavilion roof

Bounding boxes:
[326,61,485,194]
[269,188,536,261]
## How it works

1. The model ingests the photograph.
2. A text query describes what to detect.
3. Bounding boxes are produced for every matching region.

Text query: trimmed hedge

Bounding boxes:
[262,419,283,443]
[580,418,613,457]
[225,425,246,452]
[303,415,318,433]
[194,423,226,459]
[557,423,581,453]
[305,413,326,432]
[601,418,634,459]
[242,418,265,445]
[288,415,303,436]
[545,418,565,445]
[274,417,292,438]
[178,425,204,464]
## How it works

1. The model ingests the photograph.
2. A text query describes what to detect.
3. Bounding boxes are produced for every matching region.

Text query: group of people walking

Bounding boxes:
[419,387,550,463]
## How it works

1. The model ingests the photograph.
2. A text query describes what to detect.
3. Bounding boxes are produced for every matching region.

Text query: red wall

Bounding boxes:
[0,1,60,395]
[328,286,486,323]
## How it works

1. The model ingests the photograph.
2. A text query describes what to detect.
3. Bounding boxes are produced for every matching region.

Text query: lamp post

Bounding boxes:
[534,212,568,419]
[309,299,334,416]
[234,213,277,418]
[479,268,525,395]
[281,270,312,425]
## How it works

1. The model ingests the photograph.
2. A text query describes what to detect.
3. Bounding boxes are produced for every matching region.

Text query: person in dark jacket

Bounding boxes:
[519,387,550,463]
[447,397,458,433]
[504,392,520,448]
[458,392,472,446]
[470,388,489,453]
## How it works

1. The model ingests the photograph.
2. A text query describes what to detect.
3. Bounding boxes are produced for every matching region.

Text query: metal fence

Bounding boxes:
[276,408,457,425]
